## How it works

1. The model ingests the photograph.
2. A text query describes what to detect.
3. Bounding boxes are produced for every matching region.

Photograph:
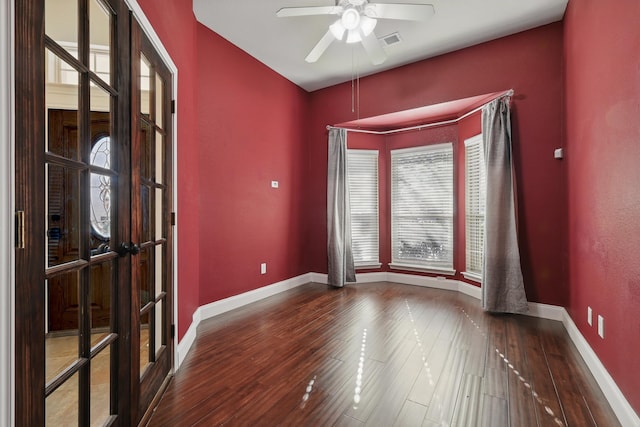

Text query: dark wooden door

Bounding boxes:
[131,19,174,424]
[14,0,173,424]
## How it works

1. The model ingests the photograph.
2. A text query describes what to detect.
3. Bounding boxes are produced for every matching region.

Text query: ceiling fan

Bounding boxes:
[277,0,435,65]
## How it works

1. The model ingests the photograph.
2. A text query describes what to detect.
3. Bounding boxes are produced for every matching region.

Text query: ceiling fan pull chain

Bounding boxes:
[351,46,355,113]
[357,55,361,120]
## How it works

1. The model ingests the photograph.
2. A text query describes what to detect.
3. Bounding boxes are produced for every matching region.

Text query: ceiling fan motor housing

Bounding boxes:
[341,8,361,30]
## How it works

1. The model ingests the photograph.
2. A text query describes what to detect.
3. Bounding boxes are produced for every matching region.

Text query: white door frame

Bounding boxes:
[1,0,15,425]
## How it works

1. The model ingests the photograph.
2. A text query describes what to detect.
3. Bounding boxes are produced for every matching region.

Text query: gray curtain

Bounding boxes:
[327,128,356,287]
[481,97,528,314]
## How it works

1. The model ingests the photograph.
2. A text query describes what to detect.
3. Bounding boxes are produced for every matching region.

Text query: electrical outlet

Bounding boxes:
[587,306,592,326]
[261,263,267,274]
[597,315,604,339]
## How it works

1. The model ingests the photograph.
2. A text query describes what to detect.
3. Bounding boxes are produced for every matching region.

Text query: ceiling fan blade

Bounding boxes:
[360,30,386,65]
[364,3,435,21]
[305,29,336,63]
[277,6,343,18]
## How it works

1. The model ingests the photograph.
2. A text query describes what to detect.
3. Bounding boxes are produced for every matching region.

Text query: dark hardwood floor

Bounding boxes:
[147,282,620,426]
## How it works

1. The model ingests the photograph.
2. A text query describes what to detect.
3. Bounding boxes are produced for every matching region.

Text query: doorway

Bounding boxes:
[14,0,174,424]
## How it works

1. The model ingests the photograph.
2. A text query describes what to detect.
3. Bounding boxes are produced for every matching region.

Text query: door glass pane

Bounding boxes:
[90,82,111,146]
[155,189,163,240]
[155,300,163,356]
[140,119,153,180]
[155,245,163,295]
[89,68,113,253]
[89,0,111,85]
[46,271,80,384]
[140,54,151,116]
[90,172,111,248]
[90,260,112,347]
[45,0,78,60]
[155,74,163,129]
[45,50,79,158]
[155,130,163,184]
[141,184,150,243]
[46,371,79,426]
[90,347,111,426]
[140,247,152,306]
[140,311,150,377]
[46,165,81,268]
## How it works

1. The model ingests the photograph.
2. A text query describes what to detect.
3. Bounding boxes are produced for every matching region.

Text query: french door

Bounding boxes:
[14,0,173,424]
[131,18,174,421]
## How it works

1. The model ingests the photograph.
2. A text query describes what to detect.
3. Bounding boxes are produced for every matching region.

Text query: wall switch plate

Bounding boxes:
[261,263,267,274]
[271,181,279,188]
[598,315,604,338]
[554,148,563,159]
[587,306,593,326]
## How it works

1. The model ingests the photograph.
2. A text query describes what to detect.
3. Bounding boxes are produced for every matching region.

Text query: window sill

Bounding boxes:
[355,263,382,270]
[462,272,482,283]
[388,263,456,276]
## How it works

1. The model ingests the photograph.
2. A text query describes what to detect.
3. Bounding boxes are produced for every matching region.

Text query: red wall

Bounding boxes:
[564,0,640,414]
[195,25,310,304]
[138,1,310,339]
[306,24,567,306]
[137,0,201,339]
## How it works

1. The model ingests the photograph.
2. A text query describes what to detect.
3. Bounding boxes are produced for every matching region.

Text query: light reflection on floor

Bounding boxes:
[459,307,566,427]
[353,328,368,409]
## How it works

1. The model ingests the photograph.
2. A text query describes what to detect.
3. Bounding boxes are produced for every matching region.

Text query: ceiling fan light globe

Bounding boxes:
[341,8,361,30]
[330,20,346,40]
[360,16,377,36]
[363,4,377,18]
[346,29,361,43]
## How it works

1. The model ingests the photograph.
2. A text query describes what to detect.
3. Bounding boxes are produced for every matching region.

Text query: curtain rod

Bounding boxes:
[327,89,514,136]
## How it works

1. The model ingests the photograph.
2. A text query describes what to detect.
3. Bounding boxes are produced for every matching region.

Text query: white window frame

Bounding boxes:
[463,134,485,283]
[389,143,455,275]
[347,149,381,269]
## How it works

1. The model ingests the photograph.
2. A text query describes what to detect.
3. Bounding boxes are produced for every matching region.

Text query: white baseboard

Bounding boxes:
[198,273,313,320]
[310,272,328,283]
[176,314,199,369]
[526,301,565,322]
[175,271,639,425]
[175,273,313,369]
[561,309,639,426]
[387,272,459,291]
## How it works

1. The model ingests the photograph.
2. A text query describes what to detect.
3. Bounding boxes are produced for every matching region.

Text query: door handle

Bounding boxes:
[117,242,140,257]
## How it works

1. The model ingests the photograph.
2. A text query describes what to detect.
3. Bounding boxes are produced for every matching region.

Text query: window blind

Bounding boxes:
[391,143,454,270]
[465,134,486,276]
[347,150,379,266]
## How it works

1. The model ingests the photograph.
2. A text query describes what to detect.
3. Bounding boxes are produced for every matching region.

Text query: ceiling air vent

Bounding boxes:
[380,32,402,47]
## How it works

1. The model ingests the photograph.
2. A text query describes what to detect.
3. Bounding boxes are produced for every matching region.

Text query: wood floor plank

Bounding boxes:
[146,282,621,427]
[392,400,428,427]
[520,318,567,427]
[504,317,540,427]
[451,373,484,427]
[423,346,468,424]
[407,339,451,406]
[481,395,509,427]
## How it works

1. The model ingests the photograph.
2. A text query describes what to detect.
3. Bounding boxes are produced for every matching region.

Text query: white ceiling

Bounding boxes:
[193,0,568,92]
